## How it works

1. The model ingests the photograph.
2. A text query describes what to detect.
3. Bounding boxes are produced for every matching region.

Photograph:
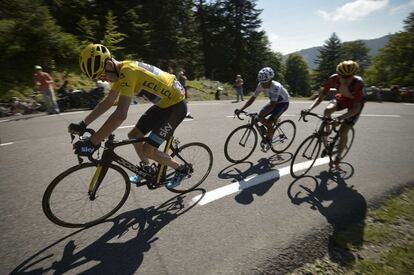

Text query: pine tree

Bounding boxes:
[285,54,311,96]
[101,10,127,54]
[340,40,370,74]
[313,33,342,89]
[366,12,414,86]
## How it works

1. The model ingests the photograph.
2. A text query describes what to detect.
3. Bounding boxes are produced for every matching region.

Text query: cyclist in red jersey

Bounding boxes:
[304,60,365,166]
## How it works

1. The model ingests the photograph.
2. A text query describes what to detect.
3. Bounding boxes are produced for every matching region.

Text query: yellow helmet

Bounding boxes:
[79,44,111,80]
[336,60,359,76]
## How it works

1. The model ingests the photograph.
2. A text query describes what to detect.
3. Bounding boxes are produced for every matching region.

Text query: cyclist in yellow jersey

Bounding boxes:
[69,44,188,188]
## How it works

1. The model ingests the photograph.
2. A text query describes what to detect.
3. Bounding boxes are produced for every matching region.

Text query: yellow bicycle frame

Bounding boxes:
[155,136,174,184]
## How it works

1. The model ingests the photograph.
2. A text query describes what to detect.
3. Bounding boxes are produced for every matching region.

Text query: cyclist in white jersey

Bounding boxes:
[235,67,290,143]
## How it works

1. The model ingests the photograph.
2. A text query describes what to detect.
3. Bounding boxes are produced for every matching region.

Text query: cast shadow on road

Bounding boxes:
[218,152,292,205]
[287,162,367,266]
[10,189,205,275]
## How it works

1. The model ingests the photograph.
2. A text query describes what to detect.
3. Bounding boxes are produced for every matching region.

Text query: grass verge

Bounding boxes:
[290,186,414,275]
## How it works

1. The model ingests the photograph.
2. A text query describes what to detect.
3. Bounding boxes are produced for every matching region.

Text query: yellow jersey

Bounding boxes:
[111,61,185,108]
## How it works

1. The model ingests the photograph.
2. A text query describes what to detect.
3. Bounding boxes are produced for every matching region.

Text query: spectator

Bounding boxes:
[178,71,188,99]
[234,74,244,102]
[33,65,60,114]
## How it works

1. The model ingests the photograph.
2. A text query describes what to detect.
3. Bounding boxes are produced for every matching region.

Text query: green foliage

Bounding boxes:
[365,12,414,87]
[101,10,127,54]
[0,0,79,96]
[312,33,342,89]
[284,54,311,96]
[1,1,411,100]
[340,40,371,73]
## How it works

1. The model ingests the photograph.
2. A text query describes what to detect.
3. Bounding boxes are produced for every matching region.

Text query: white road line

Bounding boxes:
[403,103,414,106]
[191,157,329,206]
[0,142,14,146]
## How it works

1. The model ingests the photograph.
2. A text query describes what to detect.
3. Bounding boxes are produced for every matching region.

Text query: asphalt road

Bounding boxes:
[1,100,413,274]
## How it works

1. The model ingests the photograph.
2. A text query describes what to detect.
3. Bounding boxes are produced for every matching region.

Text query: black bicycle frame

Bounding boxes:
[88,135,178,198]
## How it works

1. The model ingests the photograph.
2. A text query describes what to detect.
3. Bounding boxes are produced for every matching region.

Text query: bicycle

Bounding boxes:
[290,111,355,178]
[42,129,213,228]
[224,110,296,163]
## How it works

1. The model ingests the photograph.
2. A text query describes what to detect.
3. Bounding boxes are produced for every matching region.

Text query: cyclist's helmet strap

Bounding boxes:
[79,44,111,80]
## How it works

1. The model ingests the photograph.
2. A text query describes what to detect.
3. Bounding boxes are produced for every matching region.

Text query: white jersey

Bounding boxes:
[254,80,290,103]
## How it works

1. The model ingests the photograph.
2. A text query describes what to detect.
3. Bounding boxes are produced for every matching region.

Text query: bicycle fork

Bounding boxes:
[88,164,109,200]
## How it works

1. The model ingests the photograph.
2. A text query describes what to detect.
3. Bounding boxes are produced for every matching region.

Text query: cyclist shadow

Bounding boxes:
[287,163,367,266]
[219,153,292,205]
[11,190,205,275]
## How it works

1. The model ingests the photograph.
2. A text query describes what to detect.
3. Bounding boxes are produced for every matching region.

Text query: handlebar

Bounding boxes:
[70,128,99,164]
[299,110,333,123]
[234,110,258,121]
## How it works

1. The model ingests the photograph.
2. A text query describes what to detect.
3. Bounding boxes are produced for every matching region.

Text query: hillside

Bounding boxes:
[284,34,392,70]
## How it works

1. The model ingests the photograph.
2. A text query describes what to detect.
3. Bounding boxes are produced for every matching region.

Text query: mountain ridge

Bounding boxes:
[283,34,392,70]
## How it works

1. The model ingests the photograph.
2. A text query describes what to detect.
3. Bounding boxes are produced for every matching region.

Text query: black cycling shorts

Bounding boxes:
[136,100,187,148]
[261,102,289,120]
[333,100,365,126]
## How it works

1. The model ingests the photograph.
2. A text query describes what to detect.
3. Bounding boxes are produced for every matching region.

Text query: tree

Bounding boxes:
[313,33,342,89]
[0,0,79,94]
[365,12,414,86]
[284,54,311,96]
[101,10,127,54]
[340,40,370,74]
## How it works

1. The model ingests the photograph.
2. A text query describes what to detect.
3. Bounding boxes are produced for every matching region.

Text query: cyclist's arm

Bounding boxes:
[308,91,326,111]
[309,77,335,111]
[239,95,256,111]
[83,89,119,125]
[90,94,131,144]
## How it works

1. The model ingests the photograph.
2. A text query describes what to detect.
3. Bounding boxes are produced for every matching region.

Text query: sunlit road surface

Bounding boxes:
[1,100,413,274]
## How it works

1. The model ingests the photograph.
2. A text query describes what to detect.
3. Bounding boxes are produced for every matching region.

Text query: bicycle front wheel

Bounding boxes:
[42,163,130,228]
[167,142,213,193]
[224,125,258,163]
[290,135,322,178]
[271,120,296,153]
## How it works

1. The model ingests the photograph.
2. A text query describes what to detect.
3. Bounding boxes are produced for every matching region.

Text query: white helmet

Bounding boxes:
[257,67,275,83]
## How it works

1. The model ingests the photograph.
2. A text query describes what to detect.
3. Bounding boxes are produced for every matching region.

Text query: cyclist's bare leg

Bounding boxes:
[265,116,279,140]
[324,103,337,133]
[142,144,180,169]
[337,123,352,160]
[128,128,150,164]
[128,128,180,169]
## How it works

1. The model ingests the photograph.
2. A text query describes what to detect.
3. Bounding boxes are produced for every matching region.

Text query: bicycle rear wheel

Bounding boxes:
[224,125,258,163]
[271,120,296,153]
[42,163,130,228]
[166,142,213,193]
[290,135,322,178]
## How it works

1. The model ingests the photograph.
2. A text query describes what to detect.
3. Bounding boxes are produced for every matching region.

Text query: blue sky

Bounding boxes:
[256,0,414,54]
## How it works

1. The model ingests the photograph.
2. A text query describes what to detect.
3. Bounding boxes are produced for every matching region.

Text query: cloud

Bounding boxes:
[316,0,389,22]
[391,0,414,14]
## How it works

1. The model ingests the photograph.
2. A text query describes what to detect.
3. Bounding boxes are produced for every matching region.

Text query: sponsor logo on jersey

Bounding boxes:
[143,81,172,99]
